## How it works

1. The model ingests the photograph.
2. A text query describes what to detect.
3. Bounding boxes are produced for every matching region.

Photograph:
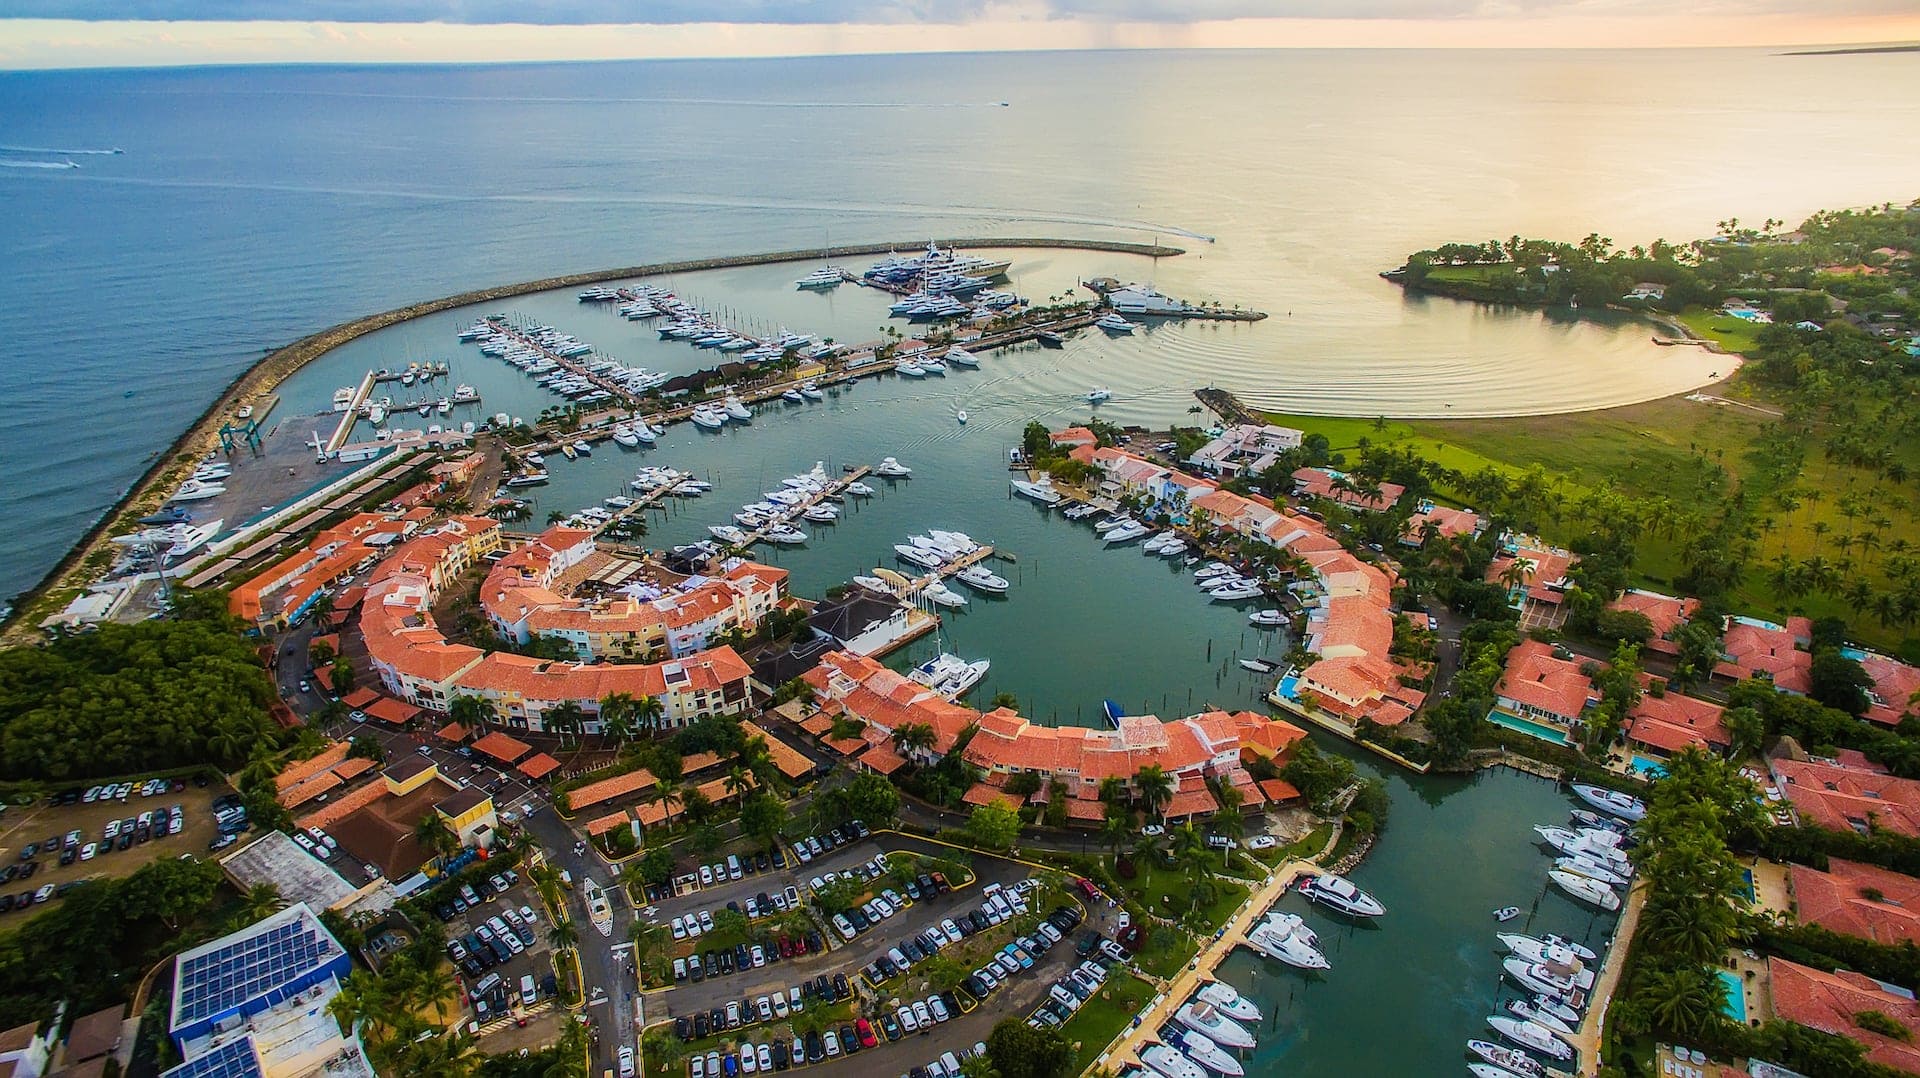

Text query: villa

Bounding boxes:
[1048,426,1098,449]
[1858,650,1920,728]
[1185,423,1304,478]
[1715,615,1813,695]
[1400,501,1483,547]
[1485,535,1577,628]
[1769,754,1920,837]
[1606,589,1701,656]
[1291,467,1407,512]
[1621,685,1730,759]
[1491,639,1597,743]
[1787,858,1920,946]
[1767,957,1920,1073]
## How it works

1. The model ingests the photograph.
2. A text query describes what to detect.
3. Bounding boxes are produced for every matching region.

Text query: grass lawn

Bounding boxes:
[1425,264,1521,287]
[1059,973,1156,1076]
[1278,823,1335,864]
[1116,862,1248,934]
[1676,307,1764,354]
[1134,926,1198,979]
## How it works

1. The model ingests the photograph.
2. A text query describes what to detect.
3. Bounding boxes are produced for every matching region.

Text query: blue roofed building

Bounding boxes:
[164,904,371,1078]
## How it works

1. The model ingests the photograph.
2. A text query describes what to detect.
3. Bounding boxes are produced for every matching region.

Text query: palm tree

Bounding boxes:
[413,813,460,867]
[635,694,666,733]
[1099,813,1129,859]
[1638,965,1726,1039]
[547,916,580,955]
[1098,776,1128,811]
[545,701,587,747]
[892,722,938,761]
[448,694,493,733]
[723,766,752,801]
[240,882,287,922]
[1132,764,1174,821]
[598,692,639,742]
[651,784,684,829]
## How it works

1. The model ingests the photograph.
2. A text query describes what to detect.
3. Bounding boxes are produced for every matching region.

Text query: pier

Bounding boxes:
[325,370,377,454]
[732,466,873,549]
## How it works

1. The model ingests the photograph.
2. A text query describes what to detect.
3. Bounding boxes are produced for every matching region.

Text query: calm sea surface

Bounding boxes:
[3,47,1914,1073]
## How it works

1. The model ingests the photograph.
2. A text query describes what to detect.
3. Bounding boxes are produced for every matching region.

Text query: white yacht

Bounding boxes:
[1096,312,1138,334]
[894,545,945,570]
[366,402,388,425]
[1506,999,1573,1036]
[1499,935,1596,972]
[191,463,232,482]
[723,395,753,421]
[1104,522,1152,546]
[572,440,592,456]
[709,525,748,545]
[796,265,845,290]
[1534,826,1630,867]
[846,481,875,497]
[800,382,825,401]
[165,518,224,560]
[690,407,727,430]
[1298,873,1385,917]
[437,397,452,415]
[1470,1063,1536,1078]
[1467,1040,1544,1077]
[1196,982,1261,1023]
[1174,1002,1255,1050]
[922,582,968,608]
[911,653,991,699]
[1246,914,1329,970]
[1503,958,1591,1004]
[169,479,226,502]
[853,575,894,594]
[956,565,1009,593]
[1555,855,1630,888]
[1486,1016,1573,1062]
[1248,610,1287,627]
[1173,1031,1242,1077]
[874,457,912,477]
[331,387,355,411]
[1086,388,1112,403]
[764,525,809,545]
[920,358,948,376]
[506,471,550,487]
[1572,783,1647,821]
[1010,477,1064,505]
[1549,869,1621,911]
[802,505,840,523]
[782,388,806,403]
[944,347,980,368]
[1141,1045,1207,1078]
[896,361,927,378]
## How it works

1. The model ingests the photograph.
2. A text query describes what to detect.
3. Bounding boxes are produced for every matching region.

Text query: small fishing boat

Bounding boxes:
[1493,906,1522,922]
[1239,658,1277,674]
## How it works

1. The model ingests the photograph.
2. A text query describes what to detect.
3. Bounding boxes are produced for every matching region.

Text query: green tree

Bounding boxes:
[984,1017,1073,1078]
[965,802,1023,851]
[740,792,785,847]
[1132,764,1173,821]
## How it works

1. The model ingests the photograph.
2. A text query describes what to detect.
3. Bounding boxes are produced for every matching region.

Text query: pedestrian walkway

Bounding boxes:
[1568,879,1644,1075]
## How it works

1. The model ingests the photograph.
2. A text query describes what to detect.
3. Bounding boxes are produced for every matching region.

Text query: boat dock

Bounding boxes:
[325,370,378,453]
[372,361,450,384]
[732,466,873,549]
[481,315,637,404]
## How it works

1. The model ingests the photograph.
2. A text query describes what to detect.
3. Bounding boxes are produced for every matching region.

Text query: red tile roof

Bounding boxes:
[1719,619,1814,694]
[1292,467,1406,510]
[586,811,631,837]
[1773,757,1920,837]
[962,783,1020,810]
[1607,590,1700,655]
[472,731,531,764]
[1623,689,1729,755]
[1258,778,1302,804]
[435,722,471,742]
[1768,956,1920,1073]
[364,696,421,725]
[1164,785,1220,820]
[276,742,350,792]
[1496,640,1595,724]
[567,769,658,811]
[1862,653,1920,728]
[1402,504,1481,544]
[517,753,561,780]
[1790,858,1920,946]
[1485,543,1576,605]
[857,742,908,775]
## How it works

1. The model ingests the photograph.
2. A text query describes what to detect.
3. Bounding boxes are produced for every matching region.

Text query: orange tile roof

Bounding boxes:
[1402,504,1481,543]
[1768,956,1920,1073]
[472,731,531,763]
[342,687,381,708]
[364,696,421,725]
[276,742,350,792]
[586,811,632,837]
[798,713,836,736]
[740,721,815,779]
[1607,589,1699,654]
[1624,690,1728,754]
[1292,467,1406,510]
[279,770,343,809]
[517,753,561,780]
[1496,640,1595,723]
[1164,785,1220,819]
[1861,653,1920,728]
[567,769,658,811]
[962,782,1020,810]
[857,742,908,775]
[1063,797,1108,822]
[332,757,377,782]
[1258,778,1302,804]
[1790,858,1920,946]
[435,722,471,742]
[1719,620,1813,694]
[1773,757,1920,837]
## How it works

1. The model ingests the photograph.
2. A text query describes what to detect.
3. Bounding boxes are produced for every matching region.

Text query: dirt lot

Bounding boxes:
[0,779,237,916]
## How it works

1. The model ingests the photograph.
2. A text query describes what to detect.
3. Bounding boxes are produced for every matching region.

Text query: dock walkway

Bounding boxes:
[735,466,873,549]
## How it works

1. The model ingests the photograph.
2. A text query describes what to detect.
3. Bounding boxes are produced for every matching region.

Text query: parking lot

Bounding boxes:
[642,830,1106,1078]
[0,777,235,916]
[427,867,563,1034]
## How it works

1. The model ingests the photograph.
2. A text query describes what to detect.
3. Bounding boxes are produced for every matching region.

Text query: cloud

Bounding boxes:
[7,0,1917,23]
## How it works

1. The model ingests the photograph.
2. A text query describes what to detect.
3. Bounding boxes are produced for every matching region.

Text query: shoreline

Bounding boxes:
[2,236,1182,641]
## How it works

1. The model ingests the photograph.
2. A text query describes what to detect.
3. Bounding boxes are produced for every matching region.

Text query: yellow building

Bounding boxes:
[434,786,498,849]
[382,754,440,797]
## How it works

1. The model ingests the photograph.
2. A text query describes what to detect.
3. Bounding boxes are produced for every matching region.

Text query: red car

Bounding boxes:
[855,1018,878,1049]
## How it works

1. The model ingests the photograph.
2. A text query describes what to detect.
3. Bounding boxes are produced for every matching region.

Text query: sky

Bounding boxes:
[1,1,1917,69]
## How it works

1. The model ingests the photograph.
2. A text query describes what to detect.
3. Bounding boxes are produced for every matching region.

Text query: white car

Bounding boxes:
[897,1005,919,1033]
[618,1046,635,1078]
[692,1055,706,1078]
[928,996,949,1023]
[757,1044,772,1072]
[671,916,688,941]
[1141,824,1165,836]
[1248,835,1278,850]
[697,910,714,933]
[699,865,714,886]
[741,1046,758,1074]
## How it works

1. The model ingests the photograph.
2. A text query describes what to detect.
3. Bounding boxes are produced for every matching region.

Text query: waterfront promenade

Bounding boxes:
[1569,880,1644,1076]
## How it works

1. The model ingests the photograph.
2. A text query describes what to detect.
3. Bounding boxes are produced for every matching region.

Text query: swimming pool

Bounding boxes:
[1629,755,1668,778]
[1276,675,1300,700]
[1488,709,1571,745]
[1717,969,1748,1023]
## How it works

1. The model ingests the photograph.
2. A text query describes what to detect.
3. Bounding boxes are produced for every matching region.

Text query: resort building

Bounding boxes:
[805,590,919,656]
[1400,501,1483,547]
[1185,423,1304,478]
[481,525,788,661]
[228,511,422,631]
[1767,956,1920,1073]
[1291,467,1407,512]
[1621,685,1730,760]
[1068,445,1215,515]
[1770,754,1920,837]
[357,516,752,728]
[1858,650,1920,728]
[799,650,980,765]
[1606,589,1701,656]
[1484,536,1578,628]
[1715,615,1814,695]
[166,905,370,1078]
[1491,640,1597,743]
[1788,858,1920,946]
[1047,426,1098,449]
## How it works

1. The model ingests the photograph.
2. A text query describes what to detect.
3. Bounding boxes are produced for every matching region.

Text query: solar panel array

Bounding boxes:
[164,1038,264,1078]
[175,913,340,1026]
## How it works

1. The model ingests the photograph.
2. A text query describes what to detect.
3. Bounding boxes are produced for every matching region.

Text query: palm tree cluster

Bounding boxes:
[327,947,473,1076]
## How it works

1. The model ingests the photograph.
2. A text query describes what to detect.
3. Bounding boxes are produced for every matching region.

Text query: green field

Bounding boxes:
[1058,973,1156,1075]
[1676,308,1764,354]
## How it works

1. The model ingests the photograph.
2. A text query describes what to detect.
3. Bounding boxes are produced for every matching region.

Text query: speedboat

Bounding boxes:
[956,565,1009,593]
[1549,869,1621,911]
[1086,388,1112,403]
[1194,562,1234,579]
[1245,915,1329,970]
[1239,658,1277,674]
[191,463,232,481]
[1467,1040,1544,1077]
[1195,982,1261,1023]
[612,424,640,447]
[1506,999,1573,1036]
[764,525,809,545]
[1172,1031,1242,1077]
[1093,515,1133,533]
[1540,934,1598,963]
[572,440,592,455]
[1486,1016,1572,1062]
[944,347,980,368]
[1209,584,1264,602]
[921,358,948,376]
[874,457,912,477]
[1141,1045,1207,1078]
[894,545,945,570]
[635,425,658,444]
[1096,312,1138,334]
[846,481,875,497]
[1530,995,1582,1027]
[800,382,825,401]
[506,471,550,487]
[1104,522,1151,545]
[1572,783,1647,822]
[1494,906,1522,922]
[1248,610,1286,627]
[690,407,726,430]
[802,505,839,523]
[723,396,753,421]
[1499,934,1596,972]
[709,525,748,545]
[956,410,968,424]
[852,575,894,594]
[165,518,224,560]
[1570,809,1629,835]
[604,496,634,509]
[1174,1002,1255,1050]
[169,479,226,502]
[896,361,927,377]
[922,582,968,608]
[911,653,991,699]
[1010,478,1063,505]
[782,388,805,403]
[1298,873,1385,917]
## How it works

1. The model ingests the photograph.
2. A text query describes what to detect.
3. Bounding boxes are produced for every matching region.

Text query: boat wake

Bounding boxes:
[0,144,120,156]
[0,159,79,170]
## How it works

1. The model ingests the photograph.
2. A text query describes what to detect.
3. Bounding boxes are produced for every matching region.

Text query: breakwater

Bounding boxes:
[4,238,1183,641]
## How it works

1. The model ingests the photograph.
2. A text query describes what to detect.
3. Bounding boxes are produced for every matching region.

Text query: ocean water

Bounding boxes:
[6,48,1920,604]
